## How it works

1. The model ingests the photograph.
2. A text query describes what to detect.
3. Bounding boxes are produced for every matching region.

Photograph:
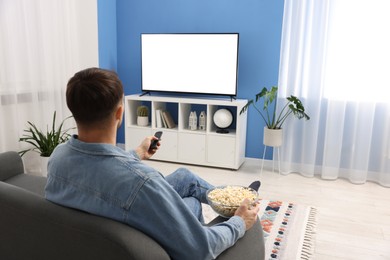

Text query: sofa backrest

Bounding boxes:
[0,181,170,260]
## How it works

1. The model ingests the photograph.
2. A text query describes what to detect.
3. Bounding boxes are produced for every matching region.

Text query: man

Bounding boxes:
[45,67,261,260]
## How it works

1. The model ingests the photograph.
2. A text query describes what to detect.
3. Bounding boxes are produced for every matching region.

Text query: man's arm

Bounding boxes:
[134,135,160,160]
[125,178,248,260]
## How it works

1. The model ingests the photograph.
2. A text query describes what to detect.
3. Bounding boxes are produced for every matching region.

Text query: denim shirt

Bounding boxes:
[45,136,245,260]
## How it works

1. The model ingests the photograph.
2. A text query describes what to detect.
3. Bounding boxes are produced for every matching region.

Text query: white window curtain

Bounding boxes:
[278,0,390,187]
[0,0,99,173]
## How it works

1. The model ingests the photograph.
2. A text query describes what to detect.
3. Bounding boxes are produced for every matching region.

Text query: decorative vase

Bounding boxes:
[40,156,49,177]
[199,111,206,130]
[263,127,283,147]
[137,116,149,126]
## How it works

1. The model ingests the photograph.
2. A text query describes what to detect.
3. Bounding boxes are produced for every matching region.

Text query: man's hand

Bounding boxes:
[234,198,260,230]
[135,136,160,160]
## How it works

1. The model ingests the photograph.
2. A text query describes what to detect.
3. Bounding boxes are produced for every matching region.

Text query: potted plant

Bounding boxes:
[137,105,149,126]
[19,111,73,176]
[240,86,310,147]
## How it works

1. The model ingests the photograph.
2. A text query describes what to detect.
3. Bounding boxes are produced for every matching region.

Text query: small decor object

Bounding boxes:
[137,105,149,126]
[162,111,176,129]
[19,111,73,176]
[199,111,206,130]
[189,111,197,130]
[213,108,233,134]
[240,86,310,146]
[188,112,193,129]
[155,109,163,128]
[159,110,168,128]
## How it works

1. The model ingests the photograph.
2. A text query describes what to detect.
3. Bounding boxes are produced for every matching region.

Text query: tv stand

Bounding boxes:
[139,91,151,97]
[125,94,248,170]
[229,96,237,102]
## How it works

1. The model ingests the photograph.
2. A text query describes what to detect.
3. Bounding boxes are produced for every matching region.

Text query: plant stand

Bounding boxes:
[261,127,282,174]
[261,146,281,175]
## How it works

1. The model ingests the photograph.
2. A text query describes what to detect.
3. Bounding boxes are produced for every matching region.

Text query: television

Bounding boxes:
[141,33,239,97]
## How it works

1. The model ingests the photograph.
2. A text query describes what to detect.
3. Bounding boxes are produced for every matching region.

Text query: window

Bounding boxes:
[324,0,390,102]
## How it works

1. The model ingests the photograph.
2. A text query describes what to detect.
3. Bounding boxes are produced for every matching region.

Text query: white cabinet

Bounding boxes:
[178,133,206,164]
[125,94,247,170]
[152,130,178,161]
[125,127,152,151]
[207,135,236,168]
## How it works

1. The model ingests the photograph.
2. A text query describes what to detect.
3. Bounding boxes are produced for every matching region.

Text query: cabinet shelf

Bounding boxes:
[125,94,247,169]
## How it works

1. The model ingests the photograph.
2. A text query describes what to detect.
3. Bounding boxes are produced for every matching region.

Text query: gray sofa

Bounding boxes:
[0,151,265,260]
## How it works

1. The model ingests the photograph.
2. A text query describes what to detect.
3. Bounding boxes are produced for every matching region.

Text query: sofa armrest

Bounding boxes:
[208,216,265,260]
[0,181,170,260]
[0,151,24,181]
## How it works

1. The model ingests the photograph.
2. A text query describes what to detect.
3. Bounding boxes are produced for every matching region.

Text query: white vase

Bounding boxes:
[40,156,49,177]
[137,116,149,126]
[263,127,283,147]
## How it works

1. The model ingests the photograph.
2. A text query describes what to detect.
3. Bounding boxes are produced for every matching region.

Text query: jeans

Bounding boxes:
[165,167,214,223]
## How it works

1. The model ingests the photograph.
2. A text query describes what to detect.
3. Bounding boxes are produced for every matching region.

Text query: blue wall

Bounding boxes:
[98,0,117,71]
[97,0,123,142]
[99,0,284,159]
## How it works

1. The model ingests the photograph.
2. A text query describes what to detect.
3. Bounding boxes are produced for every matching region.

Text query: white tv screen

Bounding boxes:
[141,33,239,96]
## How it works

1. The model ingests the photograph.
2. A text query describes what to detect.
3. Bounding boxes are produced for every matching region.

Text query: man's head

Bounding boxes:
[66,67,124,127]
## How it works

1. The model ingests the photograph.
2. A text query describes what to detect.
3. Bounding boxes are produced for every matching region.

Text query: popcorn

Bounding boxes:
[207,186,258,218]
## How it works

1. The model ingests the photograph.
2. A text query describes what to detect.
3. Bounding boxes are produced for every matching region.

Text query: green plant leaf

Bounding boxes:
[18,111,74,157]
[241,86,310,130]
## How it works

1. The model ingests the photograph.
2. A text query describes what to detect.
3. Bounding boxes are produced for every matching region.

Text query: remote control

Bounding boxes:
[149,131,163,150]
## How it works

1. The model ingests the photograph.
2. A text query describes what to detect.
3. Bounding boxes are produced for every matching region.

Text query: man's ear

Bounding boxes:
[115,102,124,128]
[116,103,124,120]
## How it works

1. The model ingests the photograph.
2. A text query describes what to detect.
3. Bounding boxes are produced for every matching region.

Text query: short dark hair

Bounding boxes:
[66,67,124,124]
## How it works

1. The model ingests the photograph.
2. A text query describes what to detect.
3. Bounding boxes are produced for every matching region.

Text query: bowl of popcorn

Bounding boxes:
[206,185,259,218]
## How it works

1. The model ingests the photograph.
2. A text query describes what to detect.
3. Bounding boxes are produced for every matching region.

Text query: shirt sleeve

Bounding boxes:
[128,149,140,160]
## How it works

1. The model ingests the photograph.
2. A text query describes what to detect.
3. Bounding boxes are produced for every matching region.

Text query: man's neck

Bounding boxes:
[77,126,117,146]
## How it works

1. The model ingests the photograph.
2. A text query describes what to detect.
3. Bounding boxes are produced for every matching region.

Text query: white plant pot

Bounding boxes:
[137,116,149,126]
[40,156,49,177]
[263,127,283,147]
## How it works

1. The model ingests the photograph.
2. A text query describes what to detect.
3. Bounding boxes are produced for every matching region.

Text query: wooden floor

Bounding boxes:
[144,158,390,260]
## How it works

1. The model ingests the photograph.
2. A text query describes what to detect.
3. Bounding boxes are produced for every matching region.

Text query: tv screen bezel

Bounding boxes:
[140,33,239,97]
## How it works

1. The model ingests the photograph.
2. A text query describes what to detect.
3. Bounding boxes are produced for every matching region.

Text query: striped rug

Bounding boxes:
[203,199,317,260]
